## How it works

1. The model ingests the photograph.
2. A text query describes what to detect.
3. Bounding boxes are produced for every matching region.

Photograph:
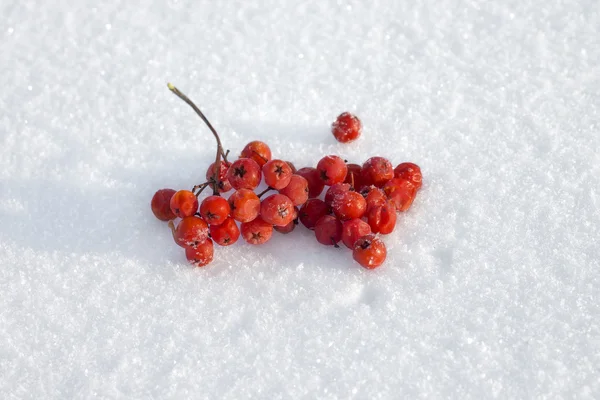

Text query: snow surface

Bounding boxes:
[1,0,599,398]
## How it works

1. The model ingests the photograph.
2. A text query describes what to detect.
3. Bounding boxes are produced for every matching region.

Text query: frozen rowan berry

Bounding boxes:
[314,215,343,246]
[341,218,372,249]
[353,234,386,269]
[260,194,295,227]
[316,155,348,186]
[286,161,297,174]
[174,216,209,248]
[367,200,397,234]
[240,140,271,167]
[274,207,298,234]
[241,216,273,245]
[228,188,261,223]
[344,163,366,190]
[332,190,367,220]
[360,186,387,210]
[361,157,394,188]
[209,217,240,246]
[299,198,329,230]
[383,178,417,212]
[227,158,262,190]
[185,238,214,267]
[170,189,199,218]
[151,188,176,221]
[332,112,361,143]
[296,167,325,198]
[262,159,293,190]
[394,162,422,191]
[279,174,309,206]
[200,195,231,225]
[206,161,232,193]
[324,183,351,207]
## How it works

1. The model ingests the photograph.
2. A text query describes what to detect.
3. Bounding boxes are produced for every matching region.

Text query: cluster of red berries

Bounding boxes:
[151,85,422,270]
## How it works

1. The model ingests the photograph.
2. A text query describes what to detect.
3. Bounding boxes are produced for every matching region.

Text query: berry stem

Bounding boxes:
[257,187,273,198]
[167,83,226,195]
[192,182,211,197]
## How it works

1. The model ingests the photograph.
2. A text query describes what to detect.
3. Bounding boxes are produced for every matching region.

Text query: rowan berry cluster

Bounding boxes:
[151,85,422,270]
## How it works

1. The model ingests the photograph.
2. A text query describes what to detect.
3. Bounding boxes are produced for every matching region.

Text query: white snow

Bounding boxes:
[1,0,599,398]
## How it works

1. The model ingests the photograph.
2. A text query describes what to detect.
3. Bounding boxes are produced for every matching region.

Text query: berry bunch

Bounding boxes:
[151,85,422,269]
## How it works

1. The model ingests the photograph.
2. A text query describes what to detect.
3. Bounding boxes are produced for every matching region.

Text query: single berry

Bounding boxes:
[286,161,297,174]
[299,198,329,230]
[316,155,348,186]
[361,157,394,188]
[366,200,397,234]
[228,188,261,223]
[383,178,417,212]
[344,163,366,190]
[240,140,272,167]
[206,161,233,193]
[151,188,176,221]
[262,159,293,190]
[260,194,295,227]
[274,207,298,234]
[331,190,367,220]
[278,174,309,206]
[314,215,343,246]
[200,195,231,225]
[324,183,351,207]
[174,216,209,248]
[227,158,262,190]
[360,186,387,210]
[241,216,273,245]
[341,219,372,249]
[332,112,361,143]
[170,190,199,218]
[185,238,214,267]
[209,217,240,246]
[353,234,386,269]
[296,167,325,198]
[394,162,422,191]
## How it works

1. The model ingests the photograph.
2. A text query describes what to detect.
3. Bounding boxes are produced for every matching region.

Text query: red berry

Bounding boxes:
[331,190,367,220]
[353,234,386,269]
[241,216,273,245]
[227,158,262,190]
[361,157,394,188]
[341,219,372,249]
[274,207,298,234]
[209,217,240,246]
[316,155,348,186]
[262,159,293,190]
[185,238,214,267]
[344,163,366,190]
[170,190,199,218]
[383,178,417,212]
[314,215,343,246]
[366,201,397,234]
[260,194,295,227]
[151,188,176,221]
[286,161,297,174]
[332,112,361,143]
[174,216,209,248]
[324,183,351,207]
[278,174,309,206]
[360,186,387,210]
[298,198,329,230]
[394,162,422,191]
[199,195,231,225]
[206,161,232,193]
[240,141,271,167]
[296,167,325,198]
[228,189,261,223]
